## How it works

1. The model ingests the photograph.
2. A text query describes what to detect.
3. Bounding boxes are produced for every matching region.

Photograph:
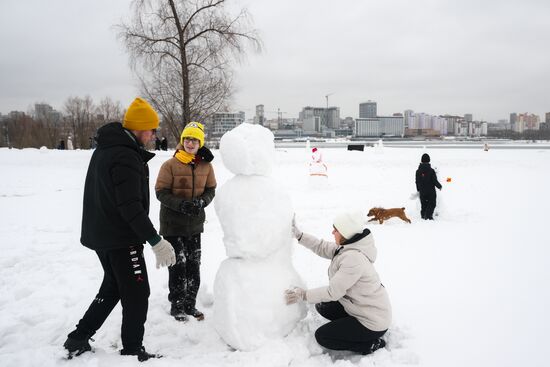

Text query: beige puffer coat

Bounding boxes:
[299,230,392,331]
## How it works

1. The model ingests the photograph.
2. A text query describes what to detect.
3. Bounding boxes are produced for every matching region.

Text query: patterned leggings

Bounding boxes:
[165,234,201,309]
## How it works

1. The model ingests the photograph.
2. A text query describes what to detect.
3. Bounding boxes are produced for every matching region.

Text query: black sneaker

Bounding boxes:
[170,303,189,322]
[63,331,93,359]
[120,346,162,362]
[362,338,386,355]
[184,306,205,321]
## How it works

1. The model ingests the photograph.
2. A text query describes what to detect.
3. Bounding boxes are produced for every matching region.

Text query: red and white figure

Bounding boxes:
[309,147,328,177]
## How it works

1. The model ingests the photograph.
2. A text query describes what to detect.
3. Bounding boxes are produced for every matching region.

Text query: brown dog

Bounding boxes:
[367,207,411,224]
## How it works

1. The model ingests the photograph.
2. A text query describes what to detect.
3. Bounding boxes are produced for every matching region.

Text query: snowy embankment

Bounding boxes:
[0,146,549,367]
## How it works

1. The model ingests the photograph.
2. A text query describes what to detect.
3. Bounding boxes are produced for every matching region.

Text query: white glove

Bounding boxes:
[292,215,303,240]
[410,192,419,200]
[152,239,176,268]
[284,287,306,305]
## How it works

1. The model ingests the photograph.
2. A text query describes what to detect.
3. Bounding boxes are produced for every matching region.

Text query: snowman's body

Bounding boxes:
[213,123,306,351]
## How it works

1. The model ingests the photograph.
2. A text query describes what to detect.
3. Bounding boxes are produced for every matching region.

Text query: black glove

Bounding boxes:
[192,198,205,210]
[197,146,214,162]
[180,198,205,216]
[179,200,195,215]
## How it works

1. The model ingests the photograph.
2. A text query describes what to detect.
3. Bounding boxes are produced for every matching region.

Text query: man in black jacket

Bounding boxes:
[415,153,442,220]
[63,98,176,362]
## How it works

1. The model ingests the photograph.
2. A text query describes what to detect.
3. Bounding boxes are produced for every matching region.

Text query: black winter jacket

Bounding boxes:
[80,122,158,250]
[415,162,442,195]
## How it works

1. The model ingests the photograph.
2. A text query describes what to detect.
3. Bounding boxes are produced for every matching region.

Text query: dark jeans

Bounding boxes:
[165,234,201,309]
[314,301,386,353]
[420,192,437,220]
[72,245,150,351]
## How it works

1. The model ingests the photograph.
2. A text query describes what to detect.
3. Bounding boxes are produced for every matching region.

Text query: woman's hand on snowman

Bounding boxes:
[284,287,306,305]
[292,214,303,241]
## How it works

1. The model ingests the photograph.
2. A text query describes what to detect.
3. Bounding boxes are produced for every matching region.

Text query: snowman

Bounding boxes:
[213,123,306,351]
[67,136,74,150]
[374,138,384,154]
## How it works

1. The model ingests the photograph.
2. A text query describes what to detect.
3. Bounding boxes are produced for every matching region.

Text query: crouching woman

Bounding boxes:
[285,211,392,355]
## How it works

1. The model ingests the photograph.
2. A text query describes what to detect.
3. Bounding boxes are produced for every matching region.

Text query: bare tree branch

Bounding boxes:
[118,0,261,143]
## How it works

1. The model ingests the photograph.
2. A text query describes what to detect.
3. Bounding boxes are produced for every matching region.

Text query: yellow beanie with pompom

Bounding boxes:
[123,97,159,130]
[180,122,205,147]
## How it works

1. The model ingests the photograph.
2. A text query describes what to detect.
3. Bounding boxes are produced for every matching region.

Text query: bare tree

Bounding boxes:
[4,114,37,148]
[96,96,123,122]
[33,108,62,149]
[118,0,261,140]
[64,95,96,149]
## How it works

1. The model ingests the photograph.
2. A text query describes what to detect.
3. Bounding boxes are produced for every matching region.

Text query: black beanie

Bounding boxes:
[421,153,430,163]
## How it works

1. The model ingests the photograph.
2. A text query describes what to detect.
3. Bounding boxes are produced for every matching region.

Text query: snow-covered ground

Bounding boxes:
[1,145,549,367]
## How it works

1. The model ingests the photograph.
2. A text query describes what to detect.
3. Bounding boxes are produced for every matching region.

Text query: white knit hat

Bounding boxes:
[333,211,365,239]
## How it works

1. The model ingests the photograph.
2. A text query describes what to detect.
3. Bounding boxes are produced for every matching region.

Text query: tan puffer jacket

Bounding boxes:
[155,145,216,237]
[299,230,392,331]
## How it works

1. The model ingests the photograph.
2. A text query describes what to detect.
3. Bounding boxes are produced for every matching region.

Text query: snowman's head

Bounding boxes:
[311,147,322,162]
[220,123,275,176]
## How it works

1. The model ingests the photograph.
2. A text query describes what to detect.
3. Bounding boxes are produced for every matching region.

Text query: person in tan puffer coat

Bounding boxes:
[285,211,392,355]
[155,122,216,322]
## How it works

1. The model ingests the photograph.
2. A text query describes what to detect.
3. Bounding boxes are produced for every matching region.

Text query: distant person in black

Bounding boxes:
[57,139,66,150]
[415,153,442,220]
[155,136,161,150]
[89,136,97,150]
[160,136,168,151]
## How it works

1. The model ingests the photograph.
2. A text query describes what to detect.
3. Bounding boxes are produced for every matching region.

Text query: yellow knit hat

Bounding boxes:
[123,97,159,130]
[180,122,205,147]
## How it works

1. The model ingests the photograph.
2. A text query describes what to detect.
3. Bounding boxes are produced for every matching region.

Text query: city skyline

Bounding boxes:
[1,0,549,122]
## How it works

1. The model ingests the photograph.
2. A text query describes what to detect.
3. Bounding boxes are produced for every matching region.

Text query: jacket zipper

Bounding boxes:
[191,163,195,199]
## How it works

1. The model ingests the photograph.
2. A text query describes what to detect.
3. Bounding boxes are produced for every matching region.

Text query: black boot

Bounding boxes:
[184,305,205,321]
[120,346,162,362]
[63,329,94,359]
[170,303,189,322]
[362,338,386,355]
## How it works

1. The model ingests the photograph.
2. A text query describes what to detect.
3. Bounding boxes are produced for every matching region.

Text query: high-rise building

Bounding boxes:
[441,115,465,135]
[359,101,377,118]
[509,112,541,133]
[404,110,414,129]
[325,107,340,129]
[545,112,550,124]
[254,105,265,125]
[34,103,54,120]
[355,118,380,137]
[34,103,62,123]
[355,116,404,137]
[379,116,405,136]
[302,116,322,133]
[510,113,517,125]
[299,106,340,128]
[210,111,245,136]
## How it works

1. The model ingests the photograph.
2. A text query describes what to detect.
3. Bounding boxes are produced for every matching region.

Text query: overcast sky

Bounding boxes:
[1,0,549,122]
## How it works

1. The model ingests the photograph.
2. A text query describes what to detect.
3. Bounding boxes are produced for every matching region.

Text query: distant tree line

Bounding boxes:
[487,127,550,140]
[0,96,125,149]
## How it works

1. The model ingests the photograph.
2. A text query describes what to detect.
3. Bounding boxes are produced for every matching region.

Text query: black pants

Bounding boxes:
[314,301,386,353]
[420,191,437,220]
[73,245,150,351]
[165,234,201,309]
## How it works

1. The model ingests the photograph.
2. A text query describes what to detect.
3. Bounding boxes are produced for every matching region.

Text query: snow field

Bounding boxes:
[0,145,549,366]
